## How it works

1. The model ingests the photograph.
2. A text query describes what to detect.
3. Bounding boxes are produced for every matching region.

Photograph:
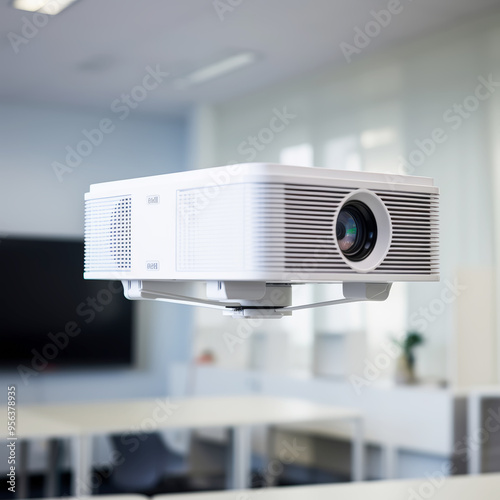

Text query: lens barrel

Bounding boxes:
[336,201,377,261]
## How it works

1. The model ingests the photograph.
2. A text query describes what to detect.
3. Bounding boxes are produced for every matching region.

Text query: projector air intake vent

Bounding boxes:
[84,195,132,273]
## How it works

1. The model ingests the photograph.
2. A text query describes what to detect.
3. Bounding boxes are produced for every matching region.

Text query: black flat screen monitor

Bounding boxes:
[0,237,134,370]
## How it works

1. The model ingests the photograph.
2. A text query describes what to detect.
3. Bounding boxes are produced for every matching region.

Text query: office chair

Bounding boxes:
[108,432,187,493]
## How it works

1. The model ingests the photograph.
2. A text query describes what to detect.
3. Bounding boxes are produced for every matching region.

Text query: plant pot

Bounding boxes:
[394,354,417,385]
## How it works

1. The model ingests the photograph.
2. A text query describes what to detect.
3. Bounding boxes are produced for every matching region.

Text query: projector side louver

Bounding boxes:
[84,195,132,273]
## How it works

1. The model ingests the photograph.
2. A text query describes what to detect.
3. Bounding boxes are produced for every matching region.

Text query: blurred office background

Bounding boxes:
[1,0,500,496]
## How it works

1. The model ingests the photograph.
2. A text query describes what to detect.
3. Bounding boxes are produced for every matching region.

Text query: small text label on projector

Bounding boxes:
[147,195,160,205]
[146,261,160,271]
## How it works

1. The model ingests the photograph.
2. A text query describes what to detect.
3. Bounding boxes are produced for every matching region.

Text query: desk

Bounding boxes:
[188,366,458,479]
[1,396,362,497]
[155,473,500,500]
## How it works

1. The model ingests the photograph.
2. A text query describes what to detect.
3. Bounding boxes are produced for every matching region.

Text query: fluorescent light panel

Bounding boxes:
[179,52,257,87]
[12,0,78,15]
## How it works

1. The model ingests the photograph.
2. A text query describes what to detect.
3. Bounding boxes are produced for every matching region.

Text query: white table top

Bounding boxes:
[154,473,500,500]
[0,396,360,439]
[1,407,83,439]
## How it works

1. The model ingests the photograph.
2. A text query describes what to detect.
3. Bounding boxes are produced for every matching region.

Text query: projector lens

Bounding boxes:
[336,201,377,261]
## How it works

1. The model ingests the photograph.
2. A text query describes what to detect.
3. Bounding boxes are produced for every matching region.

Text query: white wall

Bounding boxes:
[0,102,193,404]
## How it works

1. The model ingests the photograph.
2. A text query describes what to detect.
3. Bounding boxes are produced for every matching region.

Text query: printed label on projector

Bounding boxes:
[147,195,160,205]
[146,261,160,271]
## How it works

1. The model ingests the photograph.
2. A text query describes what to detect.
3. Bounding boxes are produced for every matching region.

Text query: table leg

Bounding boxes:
[351,417,364,482]
[44,438,61,498]
[17,440,29,500]
[226,426,251,490]
[71,434,92,497]
[467,394,482,474]
[383,445,398,479]
[265,426,277,487]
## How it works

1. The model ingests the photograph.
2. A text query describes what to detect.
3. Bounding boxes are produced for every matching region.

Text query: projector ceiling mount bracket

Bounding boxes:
[123,280,392,318]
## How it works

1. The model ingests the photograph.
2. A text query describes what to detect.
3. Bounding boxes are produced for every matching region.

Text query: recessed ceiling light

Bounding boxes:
[175,52,257,88]
[12,0,79,15]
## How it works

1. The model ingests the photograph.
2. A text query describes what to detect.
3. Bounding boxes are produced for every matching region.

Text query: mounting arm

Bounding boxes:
[122,280,392,318]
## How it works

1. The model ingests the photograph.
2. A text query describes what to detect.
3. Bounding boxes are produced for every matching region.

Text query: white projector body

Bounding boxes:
[84,163,439,317]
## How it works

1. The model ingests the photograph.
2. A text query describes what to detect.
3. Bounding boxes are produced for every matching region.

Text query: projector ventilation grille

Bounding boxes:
[84,195,132,272]
[252,183,439,276]
[372,190,439,275]
[251,184,351,272]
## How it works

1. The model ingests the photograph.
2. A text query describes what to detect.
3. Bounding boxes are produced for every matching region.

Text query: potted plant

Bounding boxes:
[394,331,424,384]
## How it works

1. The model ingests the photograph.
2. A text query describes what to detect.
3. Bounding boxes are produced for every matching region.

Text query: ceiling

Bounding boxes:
[1,0,500,117]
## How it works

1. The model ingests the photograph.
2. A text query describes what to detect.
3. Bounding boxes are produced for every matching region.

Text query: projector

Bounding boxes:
[84,163,439,317]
